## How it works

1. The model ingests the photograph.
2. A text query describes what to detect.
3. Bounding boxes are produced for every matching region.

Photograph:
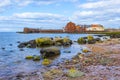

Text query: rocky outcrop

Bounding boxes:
[18,40,37,48]
[18,37,72,48]
[77,35,102,44]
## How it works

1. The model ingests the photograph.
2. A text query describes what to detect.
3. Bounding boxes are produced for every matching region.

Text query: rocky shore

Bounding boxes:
[1,37,120,80]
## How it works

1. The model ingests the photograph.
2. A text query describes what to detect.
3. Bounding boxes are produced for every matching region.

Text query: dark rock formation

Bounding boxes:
[40,47,60,58]
[18,40,37,48]
[18,37,72,48]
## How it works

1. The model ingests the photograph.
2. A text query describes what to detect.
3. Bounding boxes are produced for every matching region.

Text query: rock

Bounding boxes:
[18,42,27,48]
[77,37,86,44]
[95,38,101,41]
[55,42,62,46]
[35,37,53,47]
[87,35,94,41]
[63,37,72,46]
[25,55,40,61]
[95,35,105,37]
[33,56,40,61]
[26,40,37,48]
[87,35,96,44]
[18,40,37,48]
[40,47,60,58]
[82,49,90,53]
[18,37,72,48]
[83,37,87,39]
[63,50,71,53]
[25,56,34,59]
[67,68,85,78]
[87,40,96,44]
[74,41,77,42]
[54,37,63,43]
[42,59,51,66]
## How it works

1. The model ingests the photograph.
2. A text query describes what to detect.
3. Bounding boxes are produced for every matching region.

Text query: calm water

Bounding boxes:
[0,32,90,77]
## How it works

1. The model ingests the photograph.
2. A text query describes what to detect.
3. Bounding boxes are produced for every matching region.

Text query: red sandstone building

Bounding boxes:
[64,22,76,33]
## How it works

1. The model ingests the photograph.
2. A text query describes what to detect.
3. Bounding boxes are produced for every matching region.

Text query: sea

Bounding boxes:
[0,32,92,77]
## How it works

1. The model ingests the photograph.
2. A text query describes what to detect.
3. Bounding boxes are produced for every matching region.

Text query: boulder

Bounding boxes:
[63,37,72,46]
[54,37,63,43]
[27,40,36,48]
[18,37,73,48]
[94,38,101,41]
[54,37,72,46]
[18,42,27,48]
[35,37,53,47]
[42,59,51,66]
[18,40,36,48]
[25,55,40,61]
[33,56,40,61]
[40,47,60,58]
[77,37,86,44]
[55,42,62,46]
[87,40,96,44]
[25,56,34,59]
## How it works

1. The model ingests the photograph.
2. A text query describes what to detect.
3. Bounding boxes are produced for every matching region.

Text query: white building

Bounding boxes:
[86,24,104,31]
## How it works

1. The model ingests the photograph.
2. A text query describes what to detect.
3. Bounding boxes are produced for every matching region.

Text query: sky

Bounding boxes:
[0,0,120,32]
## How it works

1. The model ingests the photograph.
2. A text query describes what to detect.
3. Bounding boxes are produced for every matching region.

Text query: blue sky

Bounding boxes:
[0,0,120,32]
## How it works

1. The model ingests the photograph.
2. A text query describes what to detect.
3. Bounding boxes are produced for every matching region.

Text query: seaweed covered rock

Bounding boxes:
[54,37,72,46]
[77,35,97,44]
[87,35,96,44]
[77,37,86,44]
[35,37,53,47]
[54,37,63,43]
[67,68,85,78]
[33,55,40,61]
[40,47,60,58]
[106,32,120,38]
[18,37,72,48]
[63,37,72,46]
[82,49,90,53]
[25,56,34,59]
[42,59,51,66]
[25,55,40,61]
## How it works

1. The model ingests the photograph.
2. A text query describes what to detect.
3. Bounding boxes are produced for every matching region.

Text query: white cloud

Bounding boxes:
[17,0,33,6]
[13,0,78,7]
[108,18,120,22]
[0,0,11,11]
[79,0,120,9]
[0,0,11,7]
[74,11,99,16]
[0,0,79,11]
[72,0,120,28]
[0,12,69,31]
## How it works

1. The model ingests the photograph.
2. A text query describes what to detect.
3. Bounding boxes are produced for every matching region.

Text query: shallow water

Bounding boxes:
[0,32,91,77]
